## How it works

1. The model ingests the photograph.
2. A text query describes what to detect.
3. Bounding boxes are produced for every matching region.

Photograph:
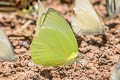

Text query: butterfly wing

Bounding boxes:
[0,29,16,61]
[71,0,105,35]
[111,59,120,80]
[36,0,46,34]
[31,8,78,66]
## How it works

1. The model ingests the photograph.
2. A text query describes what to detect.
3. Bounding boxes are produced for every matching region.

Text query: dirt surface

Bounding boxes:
[0,0,120,80]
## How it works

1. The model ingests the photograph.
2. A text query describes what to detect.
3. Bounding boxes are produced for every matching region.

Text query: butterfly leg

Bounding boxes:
[72,61,77,75]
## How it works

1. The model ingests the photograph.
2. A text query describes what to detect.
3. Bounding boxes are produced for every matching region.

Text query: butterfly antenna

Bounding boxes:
[76,52,88,69]
[72,52,86,75]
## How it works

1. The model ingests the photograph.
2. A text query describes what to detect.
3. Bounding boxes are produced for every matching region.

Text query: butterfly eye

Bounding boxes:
[104,26,109,31]
[76,52,84,61]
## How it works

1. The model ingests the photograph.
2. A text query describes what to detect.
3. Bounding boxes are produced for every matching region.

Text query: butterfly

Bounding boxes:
[30,6,81,66]
[0,29,16,61]
[106,0,120,18]
[111,59,120,80]
[71,0,105,35]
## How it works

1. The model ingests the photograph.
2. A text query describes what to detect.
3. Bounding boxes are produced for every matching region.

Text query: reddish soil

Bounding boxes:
[0,0,120,80]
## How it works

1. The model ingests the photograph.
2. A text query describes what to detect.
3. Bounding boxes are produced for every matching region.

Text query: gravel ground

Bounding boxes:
[0,0,120,80]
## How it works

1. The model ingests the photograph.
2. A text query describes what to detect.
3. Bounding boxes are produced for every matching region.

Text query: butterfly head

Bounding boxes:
[75,52,84,62]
